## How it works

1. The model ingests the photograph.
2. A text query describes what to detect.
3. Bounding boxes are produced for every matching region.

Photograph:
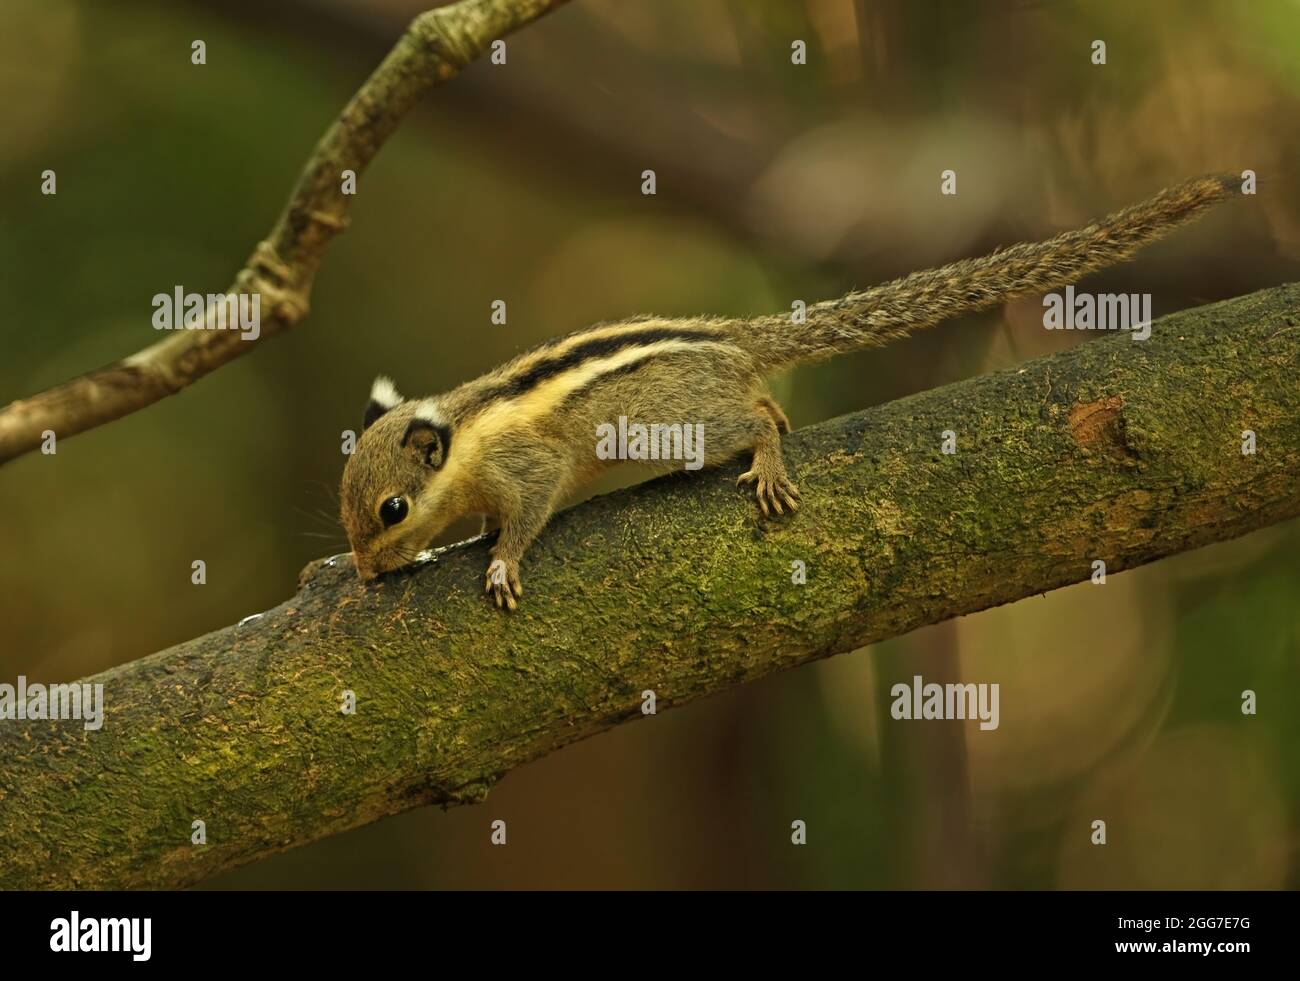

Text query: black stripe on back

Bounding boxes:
[467,327,725,412]
[558,346,712,408]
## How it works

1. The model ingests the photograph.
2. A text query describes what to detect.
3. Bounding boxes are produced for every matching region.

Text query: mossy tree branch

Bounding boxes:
[2,283,1298,888]
[0,0,572,466]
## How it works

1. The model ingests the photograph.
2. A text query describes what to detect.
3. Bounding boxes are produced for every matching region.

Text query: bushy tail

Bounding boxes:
[735,174,1239,372]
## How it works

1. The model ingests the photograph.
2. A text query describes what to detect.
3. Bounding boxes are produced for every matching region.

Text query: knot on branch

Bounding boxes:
[239,241,312,326]
[305,208,349,234]
[1069,395,1138,462]
[408,8,483,72]
[247,240,294,287]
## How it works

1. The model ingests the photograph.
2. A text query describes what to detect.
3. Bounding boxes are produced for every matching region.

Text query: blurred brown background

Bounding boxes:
[1,0,1298,888]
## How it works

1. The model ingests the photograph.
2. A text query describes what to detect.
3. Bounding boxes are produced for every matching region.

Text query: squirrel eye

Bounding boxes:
[379,496,408,527]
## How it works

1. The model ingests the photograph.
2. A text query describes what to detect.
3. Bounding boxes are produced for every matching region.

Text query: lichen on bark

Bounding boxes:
[1,282,1297,889]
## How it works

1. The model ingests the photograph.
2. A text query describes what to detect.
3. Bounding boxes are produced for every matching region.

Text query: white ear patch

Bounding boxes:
[370,375,403,410]
[412,398,448,428]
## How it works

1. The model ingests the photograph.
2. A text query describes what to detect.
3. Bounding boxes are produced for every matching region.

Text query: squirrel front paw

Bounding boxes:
[485,557,523,611]
[737,465,800,516]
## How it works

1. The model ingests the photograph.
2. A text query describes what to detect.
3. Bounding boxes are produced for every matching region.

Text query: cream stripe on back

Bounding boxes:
[439,337,732,484]
[497,320,680,380]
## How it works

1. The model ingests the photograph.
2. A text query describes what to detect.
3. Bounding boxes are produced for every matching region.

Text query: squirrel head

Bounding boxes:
[340,377,456,580]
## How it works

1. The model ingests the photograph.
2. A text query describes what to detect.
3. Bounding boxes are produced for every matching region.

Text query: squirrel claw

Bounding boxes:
[738,467,799,517]
[485,558,522,611]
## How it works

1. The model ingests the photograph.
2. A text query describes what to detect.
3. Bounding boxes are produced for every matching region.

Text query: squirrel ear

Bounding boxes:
[363,376,403,430]
[401,402,451,469]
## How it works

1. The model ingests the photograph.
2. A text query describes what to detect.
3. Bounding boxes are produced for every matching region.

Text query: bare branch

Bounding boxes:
[0,0,571,466]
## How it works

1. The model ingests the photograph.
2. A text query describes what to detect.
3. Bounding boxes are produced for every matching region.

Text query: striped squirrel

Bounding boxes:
[341,174,1237,609]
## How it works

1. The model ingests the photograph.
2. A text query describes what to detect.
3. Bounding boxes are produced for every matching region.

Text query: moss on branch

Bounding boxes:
[1,283,1298,888]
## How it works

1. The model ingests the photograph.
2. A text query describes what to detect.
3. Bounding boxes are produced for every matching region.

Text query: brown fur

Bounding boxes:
[341,175,1237,607]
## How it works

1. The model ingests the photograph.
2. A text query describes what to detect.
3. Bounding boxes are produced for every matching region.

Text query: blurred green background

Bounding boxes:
[1,0,1298,888]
